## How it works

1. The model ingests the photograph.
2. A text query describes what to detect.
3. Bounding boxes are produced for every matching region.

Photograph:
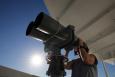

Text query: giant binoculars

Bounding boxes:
[26,12,77,53]
[26,12,77,77]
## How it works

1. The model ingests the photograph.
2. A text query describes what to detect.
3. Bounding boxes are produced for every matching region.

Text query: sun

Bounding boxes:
[30,54,43,67]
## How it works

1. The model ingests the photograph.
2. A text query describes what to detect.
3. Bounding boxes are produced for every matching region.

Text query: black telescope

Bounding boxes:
[26,12,77,77]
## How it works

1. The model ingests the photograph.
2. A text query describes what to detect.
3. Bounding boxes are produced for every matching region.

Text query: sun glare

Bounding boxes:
[30,54,43,67]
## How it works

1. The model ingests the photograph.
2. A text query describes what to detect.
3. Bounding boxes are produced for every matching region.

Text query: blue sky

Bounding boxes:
[0,0,114,77]
[0,0,48,77]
